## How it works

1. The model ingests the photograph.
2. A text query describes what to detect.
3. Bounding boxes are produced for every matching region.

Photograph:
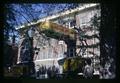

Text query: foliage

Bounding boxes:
[4,4,17,43]
[70,59,78,71]
[90,14,100,30]
[63,59,69,72]
[3,44,13,67]
[42,29,63,39]
[100,4,116,65]
[63,57,85,73]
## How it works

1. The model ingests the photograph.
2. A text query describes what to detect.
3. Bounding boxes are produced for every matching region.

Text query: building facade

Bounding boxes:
[17,3,100,74]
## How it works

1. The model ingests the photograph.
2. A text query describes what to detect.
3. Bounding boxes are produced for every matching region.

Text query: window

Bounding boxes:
[70,20,76,27]
[68,48,75,57]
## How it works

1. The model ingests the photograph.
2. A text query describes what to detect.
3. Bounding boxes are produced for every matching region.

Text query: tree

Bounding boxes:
[4,4,16,43]
[4,3,81,77]
[100,4,116,67]
[4,4,19,67]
